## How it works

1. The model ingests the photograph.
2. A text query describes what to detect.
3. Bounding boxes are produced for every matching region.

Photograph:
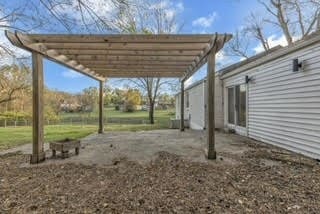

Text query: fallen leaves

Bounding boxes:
[0,145,320,213]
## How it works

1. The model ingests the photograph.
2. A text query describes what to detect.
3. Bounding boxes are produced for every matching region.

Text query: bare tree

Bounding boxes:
[245,12,271,51]
[259,0,320,44]
[111,0,181,124]
[225,30,251,59]
[0,65,30,105]
[226,12,270,58]
[226,0,320,59]
[259,0,293,44]
[38,0,132,33]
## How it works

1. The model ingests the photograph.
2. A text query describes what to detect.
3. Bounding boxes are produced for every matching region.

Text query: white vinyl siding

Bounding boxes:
[175,75,224,130]
[223,40,320,159]
[187,83,205,130]
[214,76,225,129]
[175,95,180,119]
[175,94,188,120]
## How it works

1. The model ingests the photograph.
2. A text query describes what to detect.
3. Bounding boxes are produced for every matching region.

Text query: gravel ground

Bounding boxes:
[1,132,320,213]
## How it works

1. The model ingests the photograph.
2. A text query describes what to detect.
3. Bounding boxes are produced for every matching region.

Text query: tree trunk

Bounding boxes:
[149,101,154,124]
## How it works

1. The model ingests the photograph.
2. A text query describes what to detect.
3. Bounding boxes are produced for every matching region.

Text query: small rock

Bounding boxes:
[113,160,120,165]
[197,179,203,183]
[9,201,17,208]
[138,199,145,205]
[288,205,301,210]
[29,205,38,211]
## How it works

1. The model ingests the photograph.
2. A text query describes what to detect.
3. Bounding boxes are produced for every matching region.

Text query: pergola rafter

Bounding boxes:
[6,31,231,79]
[5,30,232,164]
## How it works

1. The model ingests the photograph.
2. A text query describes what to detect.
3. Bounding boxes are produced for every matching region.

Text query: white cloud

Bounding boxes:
[216,51,225,62]
[57,0,115,20]
[62,69,83,78]
[0,12,29,64]
[192,12,217,28]
[215,50,238,70]
[150,0,184,12]
[184,76,194,87]
[176,2,184,11]
[253,34,297,54]
[239,57,247,61]
[148,0,184,33]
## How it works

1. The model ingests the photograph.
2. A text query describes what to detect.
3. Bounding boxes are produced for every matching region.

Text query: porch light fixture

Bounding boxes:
[245,75,252,84]
[293,58,303,72]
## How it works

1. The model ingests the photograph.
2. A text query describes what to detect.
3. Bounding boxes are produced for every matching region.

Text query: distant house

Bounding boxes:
[176,31,320,159]
[60,102,82,112]
[60,102,93,112]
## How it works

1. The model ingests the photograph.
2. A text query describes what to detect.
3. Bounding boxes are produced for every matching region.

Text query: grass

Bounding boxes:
[0,125,97,151]
[61,107,174,119]
[60,107,175,127]
[0,108,175,150]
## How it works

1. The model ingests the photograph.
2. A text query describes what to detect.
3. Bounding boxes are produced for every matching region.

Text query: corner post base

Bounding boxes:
[30,152,46,164]
[204,148,216,160]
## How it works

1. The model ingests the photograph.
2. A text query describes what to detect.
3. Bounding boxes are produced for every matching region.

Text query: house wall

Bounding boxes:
[187,82,205,129]
[214,75,225,129]
[175,82,204,130]
[175,92,189,120]
[222,40,320,159]
[175,94,181,119]
[175,75,224,130]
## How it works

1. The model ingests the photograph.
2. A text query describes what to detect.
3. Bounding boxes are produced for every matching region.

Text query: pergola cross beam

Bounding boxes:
[5,31,105,81]
[6,31,231,79]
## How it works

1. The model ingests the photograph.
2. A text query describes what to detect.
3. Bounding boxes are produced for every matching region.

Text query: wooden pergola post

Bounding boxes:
[30,52,46,164]
[180,80,185,131]
[98,80,104,134]
[206,50,216,159]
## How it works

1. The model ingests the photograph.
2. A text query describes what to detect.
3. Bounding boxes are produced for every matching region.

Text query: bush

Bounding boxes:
[127,105,135,112]
[45,106,61,123]
[123,102,135,112]
[168,111,175,116]
[0,111,31,120]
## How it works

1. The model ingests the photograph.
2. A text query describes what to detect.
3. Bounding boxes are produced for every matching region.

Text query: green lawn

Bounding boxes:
[0,108,176,151]
[61,107,174,119]
[60,107,175,127]
[104,107,173,118]
[0,125,97,151]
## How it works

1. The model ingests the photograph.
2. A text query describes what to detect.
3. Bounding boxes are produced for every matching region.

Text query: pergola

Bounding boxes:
[5,31,232,164]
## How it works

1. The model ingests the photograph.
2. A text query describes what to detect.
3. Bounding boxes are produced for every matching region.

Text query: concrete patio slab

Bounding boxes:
[0,129,259,166]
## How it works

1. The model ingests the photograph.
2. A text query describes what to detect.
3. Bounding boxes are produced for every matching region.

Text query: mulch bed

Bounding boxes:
[0,144,320,213]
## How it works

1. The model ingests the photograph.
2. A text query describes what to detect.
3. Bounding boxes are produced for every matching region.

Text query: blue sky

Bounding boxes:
[2,0,285,93]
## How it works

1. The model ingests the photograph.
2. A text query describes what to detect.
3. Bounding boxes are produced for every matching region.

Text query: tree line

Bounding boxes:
[1,0,180,124]
[0,63,175,124]
[1,0,320,124]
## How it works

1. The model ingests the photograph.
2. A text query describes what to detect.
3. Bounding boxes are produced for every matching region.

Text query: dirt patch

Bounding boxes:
[1,137,320,213]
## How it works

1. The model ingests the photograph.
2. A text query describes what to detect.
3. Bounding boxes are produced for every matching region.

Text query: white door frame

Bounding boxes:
[226,84,248,136]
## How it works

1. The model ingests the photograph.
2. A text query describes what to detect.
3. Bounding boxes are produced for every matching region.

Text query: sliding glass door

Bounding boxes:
[227,84,247,128]
[228,87,235,124]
